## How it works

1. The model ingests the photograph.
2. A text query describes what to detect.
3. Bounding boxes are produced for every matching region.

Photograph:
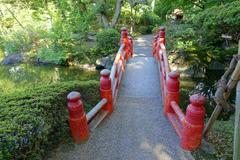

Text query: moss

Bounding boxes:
[0,80,100,160]
[206,117,234,159]
[192,117,234,160]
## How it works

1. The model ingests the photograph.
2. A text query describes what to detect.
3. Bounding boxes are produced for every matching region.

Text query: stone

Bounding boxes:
[87,32,96,41]
[95,56,114,70]
[2,53,23,65]
[200,139,217,155]
[208,61,225,70]
[34,57,53,65]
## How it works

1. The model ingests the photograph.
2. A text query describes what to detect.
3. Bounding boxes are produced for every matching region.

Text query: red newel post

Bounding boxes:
[100,69,113,113]
[164,71,180,115]
[152,34,159,58]
[67,91,89,143]
[181,94,206,151]
[129,36,133,57]
[121,27,131,60]
[159,26,166,45]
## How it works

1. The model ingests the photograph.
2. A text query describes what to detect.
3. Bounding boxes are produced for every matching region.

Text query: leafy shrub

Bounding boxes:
[37,46,68,65]
[96,29,120,56]
[140,11,162,26]
[166,1,240,70]
[0,80,100,160]
[136,10,162,34]
[138,26,149,34]
[70,41,99,64]
[3,31,34,56]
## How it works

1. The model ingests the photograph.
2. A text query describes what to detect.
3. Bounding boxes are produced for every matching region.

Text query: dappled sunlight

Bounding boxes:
[140,139,172,160]
[133,53,147,57]
[180,79,196,88]
[127,57,152,70]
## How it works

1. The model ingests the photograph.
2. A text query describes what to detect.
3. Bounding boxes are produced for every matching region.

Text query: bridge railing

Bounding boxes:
[66,27,133,143]
[152,26,206,151]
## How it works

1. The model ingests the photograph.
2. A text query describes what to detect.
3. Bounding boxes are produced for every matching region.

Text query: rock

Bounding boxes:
[208,61,225,70]
[87,32,96,42]
[2,54,24,65]
[96,56,114,70]
[200,139,217,155]
[33,57,53,65]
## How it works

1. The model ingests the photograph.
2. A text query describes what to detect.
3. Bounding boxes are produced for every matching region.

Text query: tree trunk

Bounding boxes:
[101,14,110,28]
[110,0,123,28]
[151,0,155,11]
[99,0,123,28]
[6,6,25,30]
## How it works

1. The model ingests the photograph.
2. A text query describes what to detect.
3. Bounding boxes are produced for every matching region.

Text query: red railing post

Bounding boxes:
[67,91,89,143]
[164,71,180,115]
[159,26,166,45]
[129,36,133,57]
[152,34,159,58]
[100,69,113,113]
[152,28,159,57]
[121,27,132,60]
[181,94,206,151]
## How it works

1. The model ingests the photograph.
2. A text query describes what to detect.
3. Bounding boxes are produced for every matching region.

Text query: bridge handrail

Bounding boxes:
[152,26,206,151]
[110,44,126,105]
[86,98,108,123]
[66,27,133,143]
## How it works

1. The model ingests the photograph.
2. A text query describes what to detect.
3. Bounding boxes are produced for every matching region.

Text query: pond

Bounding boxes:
[0,64,99,94]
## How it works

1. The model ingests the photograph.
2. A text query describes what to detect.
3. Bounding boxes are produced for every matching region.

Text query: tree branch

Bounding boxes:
[110,0,123,28]
[5,6,25,30]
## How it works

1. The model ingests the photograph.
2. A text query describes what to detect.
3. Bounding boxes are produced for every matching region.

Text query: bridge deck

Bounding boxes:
[48,35,193,160]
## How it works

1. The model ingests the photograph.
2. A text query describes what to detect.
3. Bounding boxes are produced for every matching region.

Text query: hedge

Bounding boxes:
[96,29,120,56]
[0,80,100,160]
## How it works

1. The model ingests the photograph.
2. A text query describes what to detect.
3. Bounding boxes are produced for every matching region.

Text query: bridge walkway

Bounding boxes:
[48,35,193,160]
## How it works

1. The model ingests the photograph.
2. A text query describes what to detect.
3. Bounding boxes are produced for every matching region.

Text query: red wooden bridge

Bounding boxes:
[49,27,207,160]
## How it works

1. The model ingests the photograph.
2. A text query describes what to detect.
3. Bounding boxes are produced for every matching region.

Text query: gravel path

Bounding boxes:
[47,35,194,160]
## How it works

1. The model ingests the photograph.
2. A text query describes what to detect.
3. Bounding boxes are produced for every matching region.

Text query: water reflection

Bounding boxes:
[0,64,99,93]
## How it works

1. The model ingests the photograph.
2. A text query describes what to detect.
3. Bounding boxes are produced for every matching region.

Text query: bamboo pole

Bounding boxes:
[203,56,238,136]
[204,41,240,136]
[233,40,240,160]
[234,81,240,160]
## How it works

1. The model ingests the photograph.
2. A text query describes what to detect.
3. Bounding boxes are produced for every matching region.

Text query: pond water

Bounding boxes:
[0,64,99,94]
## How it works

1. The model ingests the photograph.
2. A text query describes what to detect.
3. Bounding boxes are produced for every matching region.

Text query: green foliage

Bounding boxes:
[70,42,98,64]
[140,10,162,26]
[0,80,100,160]
[138,26,149,34]
[136,10,161,34]
[3,31,35,56]
[189,1,240,41]
[0,1,98,65]
[166,1,240,70]
[37,46,68,65]
[125,4,162,34]
[96,29,120,56]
